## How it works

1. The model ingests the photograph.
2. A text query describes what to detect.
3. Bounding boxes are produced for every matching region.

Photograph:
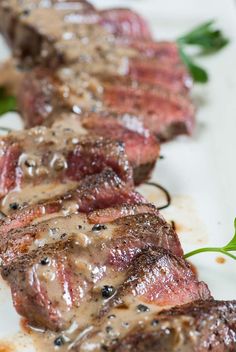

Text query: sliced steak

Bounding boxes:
[1,212,184,331]
[110,300,236,352]
[19,67,195,141]
[0,126,133,213]
[0,169,145,233]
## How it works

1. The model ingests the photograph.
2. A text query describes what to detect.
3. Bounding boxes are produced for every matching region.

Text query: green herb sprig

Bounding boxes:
[177,20,229,83]
[0,87,17,116]
[185,218,236,260]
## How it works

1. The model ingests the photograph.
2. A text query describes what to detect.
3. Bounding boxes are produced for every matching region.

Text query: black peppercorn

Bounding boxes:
[107,314,116,319]
[54,336,65,347]
[92,224,107,232]
[24,159,36,167]
[105,326,113,334]
[22,9,30,16]
[9,202,20,210]
[101,285,115,299]
[151,319,159,326]
[40,257,50,266]
[136,304,149,312]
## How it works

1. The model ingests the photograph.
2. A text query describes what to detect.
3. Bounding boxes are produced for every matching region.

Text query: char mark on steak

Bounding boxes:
[1,211,185,331]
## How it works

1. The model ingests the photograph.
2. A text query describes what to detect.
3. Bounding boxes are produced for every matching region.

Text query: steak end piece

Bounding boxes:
[111,300,236,352]
[0,1,151,67]
[0,0,95,66]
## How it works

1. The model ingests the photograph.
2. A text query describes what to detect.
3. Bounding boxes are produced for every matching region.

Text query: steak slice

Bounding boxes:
[0,126,133,213]
[0,168,145,233]
[0,1,152,66]
[1,212,184,331]
[0,0,95,66]
[19,67,195,141]
[0,210,182,266]
[110,300,236,352]
[52,111,160,183]
[73,248,211,351]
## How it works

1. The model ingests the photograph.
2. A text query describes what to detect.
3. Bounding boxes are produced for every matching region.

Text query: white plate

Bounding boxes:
[0,0,236,350]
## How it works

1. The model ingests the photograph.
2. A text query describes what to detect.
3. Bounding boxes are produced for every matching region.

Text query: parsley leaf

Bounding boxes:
[0,87,17,116]
[177,20,229,83]
[178,20,229,54]
[179,47,208,83]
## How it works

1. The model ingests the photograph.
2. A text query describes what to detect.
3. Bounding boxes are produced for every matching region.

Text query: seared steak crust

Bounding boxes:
[87,203,159,224]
